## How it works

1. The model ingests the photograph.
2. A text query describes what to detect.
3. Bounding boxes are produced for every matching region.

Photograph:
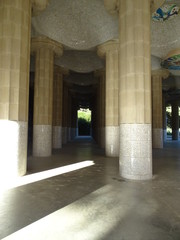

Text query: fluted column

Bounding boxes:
[94,69,105,148]
[97,40,119,157]
[31,37,63,156]
[151,69,169,148]
[52,66,68,149]
[62,82,69,144]
[0,0,32,178]
[172,101,179,140]
[119,0,152,180]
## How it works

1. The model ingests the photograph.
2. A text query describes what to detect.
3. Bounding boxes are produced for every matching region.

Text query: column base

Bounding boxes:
[0,120,27,178]
[152,128,163,148]
[105,126,119,157]
[71,128,77,140]
[163,129,167,141]
[172,130,179,140]
[101,127,105,148]
[119,124,152,180]
[52,126,62,149]
[62,127,67,144]
[33,125,52,156]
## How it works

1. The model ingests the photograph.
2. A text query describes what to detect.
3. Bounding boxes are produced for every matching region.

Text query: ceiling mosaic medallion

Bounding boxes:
[152,4,179,21]
[161,54,180,70]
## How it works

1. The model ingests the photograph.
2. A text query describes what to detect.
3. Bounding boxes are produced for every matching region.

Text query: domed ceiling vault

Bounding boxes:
[31,0,180,99]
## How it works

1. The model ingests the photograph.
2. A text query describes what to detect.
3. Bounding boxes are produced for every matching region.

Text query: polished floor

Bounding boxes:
[0,136,180,240]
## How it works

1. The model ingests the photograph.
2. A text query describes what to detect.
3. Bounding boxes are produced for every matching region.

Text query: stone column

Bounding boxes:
[151,69,169,148]
[31,37,63,156]
[52,66,68,149]
[0,0,32,177]
[94,69,105,148]
[0,0,49,177]
[172,101,179,140]
[71,97,78,140]
[163,94,167,141]
[97,40,119,157]
[62,82,69,144]
[118,0,153,180]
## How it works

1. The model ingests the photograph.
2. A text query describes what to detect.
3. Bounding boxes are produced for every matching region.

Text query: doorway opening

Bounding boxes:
[77,108,91,136]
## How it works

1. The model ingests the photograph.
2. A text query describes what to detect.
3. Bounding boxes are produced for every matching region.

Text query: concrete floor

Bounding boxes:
[0,137,180,240]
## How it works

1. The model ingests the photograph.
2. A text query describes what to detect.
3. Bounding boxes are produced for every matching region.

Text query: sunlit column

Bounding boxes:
[172,101,179,140]
[97,40,119,157]
[31,37,63,156]
[151,69,169,148]
[0,0,32,178]
[119,0,152,180]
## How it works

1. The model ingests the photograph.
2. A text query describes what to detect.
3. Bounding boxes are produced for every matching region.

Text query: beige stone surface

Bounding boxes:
[53,66,63,126]
[0,0,31,121]
[119,0,151,124]
[97,40,119,127]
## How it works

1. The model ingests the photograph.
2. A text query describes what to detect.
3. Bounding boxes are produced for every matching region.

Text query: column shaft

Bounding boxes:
[33,47,54,156]
[152,74,163,148]
[52,66,63,149]
[97,41,119,157]
[119,0,152,180]
[172,102,179,140]
[0,0,31,177]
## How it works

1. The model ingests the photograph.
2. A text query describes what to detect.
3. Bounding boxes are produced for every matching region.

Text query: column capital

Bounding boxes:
[151,69,169,79]
[104,0,165,15]
[97,39,119,59]
[94,68,105,78]
[54,65,69,75]
[31,37,63,57]
[31,0,49,16]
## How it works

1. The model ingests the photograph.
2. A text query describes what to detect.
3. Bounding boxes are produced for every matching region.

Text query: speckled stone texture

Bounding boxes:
[0,120,27,177]
[71,128,77,140]
[33,125,52,156]
[52,126,62,149]
[163,129,167,141]
[105,126,119,157]
[62,127,68,144]
[152,128,163,148]
[119,124,152,180]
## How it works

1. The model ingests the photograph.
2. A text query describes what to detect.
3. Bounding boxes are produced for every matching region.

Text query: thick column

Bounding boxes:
[119,0,152,180]
[172,101,179,140]
[31,37,63,156]
[163,94,167,141]
[95,69,105,148]
[52,66,68,149]
[97,40,119,157]
[151,69,169,148]
[71,98,78,140]
[0,0,32,177]
[62,82,69,144]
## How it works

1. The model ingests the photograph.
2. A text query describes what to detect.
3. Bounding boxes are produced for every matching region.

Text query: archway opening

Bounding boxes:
[77,108,91,136]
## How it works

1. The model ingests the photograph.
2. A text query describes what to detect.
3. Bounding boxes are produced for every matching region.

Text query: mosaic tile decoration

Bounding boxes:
[152,4,179,21]
[161,54,180,70]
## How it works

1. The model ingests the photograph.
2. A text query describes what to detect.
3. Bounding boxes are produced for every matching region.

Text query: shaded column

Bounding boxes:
[94,69,105,148]
[62,82,69,144]
[31,37,63,156]
[151,69,169,148]
[118,0,152,180]
[97,40,119,157]
[163,94,167,141]
[71,97,78,140]
[52,66,68,149]
[0,0,32,178]
[172,101,179,140]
